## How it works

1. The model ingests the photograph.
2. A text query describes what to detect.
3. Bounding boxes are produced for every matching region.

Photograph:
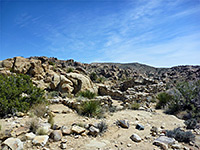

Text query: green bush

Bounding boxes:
[90,72,97,82]
[77,90,96,99]
[166,80,200,122]
[78,100,102,118]
[0,74,45,117]
[184,118,197,129]
[166,127,195,143]
[47,91,59,99]
[96,77,105,83]
[67,67,74,73]
[156,92,173,109]
[0,124,1,131]
[130,102,140,110]
[48,114,55,129]
[48,61,55,66]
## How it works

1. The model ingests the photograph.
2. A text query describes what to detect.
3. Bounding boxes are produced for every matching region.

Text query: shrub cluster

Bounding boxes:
[78,100,103,118]
[90,72,97,82]
[155,92,172,109]
[77,90,96,99]
[67,67,74,73]
[156,80,200,122]
[0,74,45,117]
[166,127,195,143]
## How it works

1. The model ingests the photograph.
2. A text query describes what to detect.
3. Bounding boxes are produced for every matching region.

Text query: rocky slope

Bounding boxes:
[0,56,200,150]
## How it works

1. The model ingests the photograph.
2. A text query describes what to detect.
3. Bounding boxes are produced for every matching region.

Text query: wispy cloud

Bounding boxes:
[11,0,199,66]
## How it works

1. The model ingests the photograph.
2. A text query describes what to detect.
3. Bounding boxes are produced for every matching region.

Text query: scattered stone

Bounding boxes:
[2,137,23,150]
[85,140,107,149]
[71,125,85,134]
[25,132,36,140]
[61,126,71,135]
[171,143,182,149]
[127,144,131,147]
[50,130,62,142]
[130,133,142,142]
[60,142,67,149]
[32,135,49,146]
[117,120,129,128]
[153,136,176,150]
[89,126,100,136]
[136,124,144,130]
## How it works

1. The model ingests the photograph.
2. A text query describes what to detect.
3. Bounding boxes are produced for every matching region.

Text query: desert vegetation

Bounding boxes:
[0,74,45,117]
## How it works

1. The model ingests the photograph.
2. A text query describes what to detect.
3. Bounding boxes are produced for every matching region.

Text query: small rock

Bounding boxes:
[130,133,142,142]
[117,120,129,128]
[61,126,71,135]
[89,126,100,136]
[71,125,85,134]
[60,142,67,149]
[2,137,23,150]
[16,112,25,117]
[25,132,36,140]
[32,135,49,146]
[153,136,176,150]
[50,130,62,142]
[171,144,182,149]
[127,144,131,147]
[136,124,144,130]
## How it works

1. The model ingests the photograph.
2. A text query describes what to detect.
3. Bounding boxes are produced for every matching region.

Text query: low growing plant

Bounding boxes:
[90,72,97,82]
[97,121,108,134]
[184,118,197,129]
[129,102,140,110]
[77,90,96,99]
[48,113,55,129]
[67,67,74,73]
[36,128,48,135]
[156,92,173,109]
[78,100,103,118]
[29,103,48,118]
[28,118,40,133]
[166,127,195,143]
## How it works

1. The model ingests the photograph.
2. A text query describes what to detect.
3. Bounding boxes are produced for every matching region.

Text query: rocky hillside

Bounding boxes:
[0,56,199,101]
[0,56,200,150]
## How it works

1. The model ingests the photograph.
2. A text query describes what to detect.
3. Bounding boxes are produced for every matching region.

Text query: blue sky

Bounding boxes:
[0,0,200,67]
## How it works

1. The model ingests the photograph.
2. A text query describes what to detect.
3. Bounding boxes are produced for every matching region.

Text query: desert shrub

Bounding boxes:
[29,103,48,118]
[166,80,200,122]
[0,74,45,117]
[36,128,48,135]
[130,102,140,110]
[67,67,74,73]
[48,114,55,129]
[156,92,173,109]
[28,118,39,133]
[47,91,59,99]
[48,61,55,66]
[96,77,105,83]
[166,127,195,143]
[90,72,97,82]
[97,121,108,134]
[108,105,118,112]
[77,90,96,99]
[78,100,102,118]
[184,118,197,129]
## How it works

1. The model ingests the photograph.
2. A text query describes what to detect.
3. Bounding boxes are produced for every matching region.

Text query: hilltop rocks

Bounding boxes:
[66,72,96,94]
